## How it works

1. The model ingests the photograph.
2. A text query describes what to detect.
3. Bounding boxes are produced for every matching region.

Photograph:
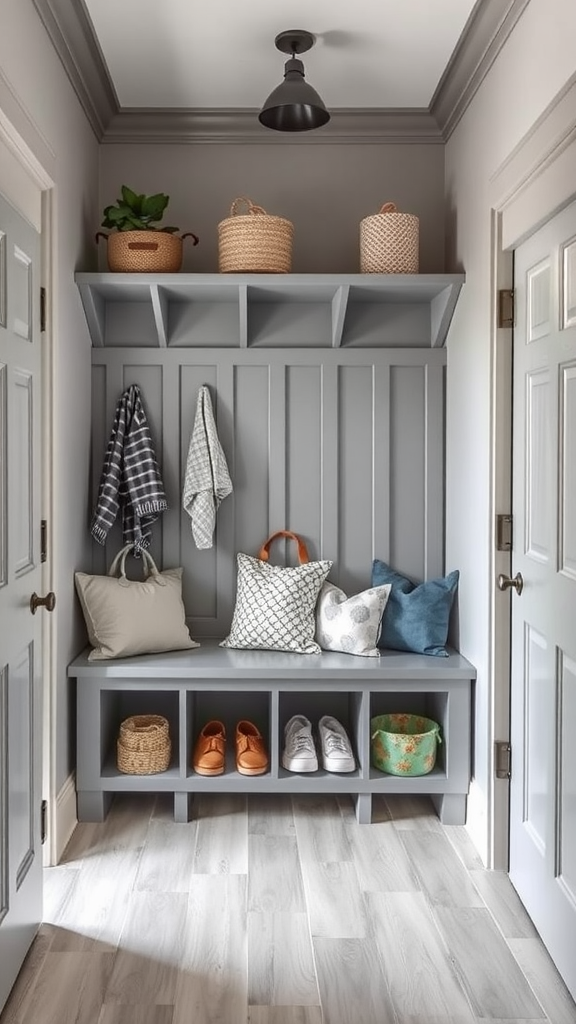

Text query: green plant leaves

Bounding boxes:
[102,187,174,232]
[120,185,142,212]
[140,193,169,221]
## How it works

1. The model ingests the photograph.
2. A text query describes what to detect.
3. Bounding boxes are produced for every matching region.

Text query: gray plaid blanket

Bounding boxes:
[90,384,168,552]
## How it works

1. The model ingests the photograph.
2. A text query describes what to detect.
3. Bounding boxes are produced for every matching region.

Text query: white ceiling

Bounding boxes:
[82,0,478,111]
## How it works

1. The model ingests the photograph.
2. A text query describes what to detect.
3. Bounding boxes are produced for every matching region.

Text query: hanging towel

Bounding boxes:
[91,384,168,553]
[183,385,233,549]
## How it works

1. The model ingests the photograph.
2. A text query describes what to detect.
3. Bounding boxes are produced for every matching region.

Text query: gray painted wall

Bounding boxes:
[89,346,446,641]
[98,142,446,275]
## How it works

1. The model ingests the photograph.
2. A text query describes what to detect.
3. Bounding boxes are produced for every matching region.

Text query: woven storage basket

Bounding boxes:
[117,714,171,775]
[371,713,441,776]
[96,230,198,273]
[218,197,293,274]
[360,202,419,274]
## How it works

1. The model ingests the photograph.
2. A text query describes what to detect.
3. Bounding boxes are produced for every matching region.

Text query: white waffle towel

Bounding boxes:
[182,385,232,549]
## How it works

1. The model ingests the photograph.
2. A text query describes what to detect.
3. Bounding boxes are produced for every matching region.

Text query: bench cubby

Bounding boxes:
[69,639,475,826]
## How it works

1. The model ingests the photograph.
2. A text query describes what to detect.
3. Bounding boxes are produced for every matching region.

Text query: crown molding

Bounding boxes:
[430,0,532,140]
[32,0,118,139]
[34,0,530,144]
[101,108,442,145]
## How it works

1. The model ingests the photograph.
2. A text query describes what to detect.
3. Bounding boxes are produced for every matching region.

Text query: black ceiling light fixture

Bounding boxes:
[258,29,330,133]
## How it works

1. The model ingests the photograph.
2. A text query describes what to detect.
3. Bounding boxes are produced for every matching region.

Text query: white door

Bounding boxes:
[509,198,576,1001]
[0,192,45,1011]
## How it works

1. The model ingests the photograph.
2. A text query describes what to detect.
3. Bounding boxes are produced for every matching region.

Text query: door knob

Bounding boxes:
[497,572,523,595]
[30,591,56,614]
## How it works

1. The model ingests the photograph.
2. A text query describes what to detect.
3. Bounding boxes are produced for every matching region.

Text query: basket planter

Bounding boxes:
[360,202,419,274]
[97,230,198,273]
[117,714,171,774]
[218,197,293,274]
[371,713,441,776]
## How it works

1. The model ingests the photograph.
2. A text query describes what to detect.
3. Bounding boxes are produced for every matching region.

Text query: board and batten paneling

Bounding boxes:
[90,347,445,639]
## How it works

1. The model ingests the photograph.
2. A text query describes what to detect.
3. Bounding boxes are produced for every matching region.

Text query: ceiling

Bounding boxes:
[33,0,528,141]
[82,0,477,111]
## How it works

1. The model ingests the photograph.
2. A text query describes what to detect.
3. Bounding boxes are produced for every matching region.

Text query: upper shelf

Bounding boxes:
[74,272,465,350]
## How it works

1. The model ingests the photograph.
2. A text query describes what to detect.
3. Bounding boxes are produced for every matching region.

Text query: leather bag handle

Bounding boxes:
[257,530,310,565]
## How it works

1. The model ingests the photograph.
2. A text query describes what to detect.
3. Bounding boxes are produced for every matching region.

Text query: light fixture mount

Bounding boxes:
[259,27,329,133]
[274,30,315,57]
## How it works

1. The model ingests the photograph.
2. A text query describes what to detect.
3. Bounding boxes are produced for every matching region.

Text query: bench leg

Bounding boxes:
[77,790,112,823]
[354,793,372,824]
[174,792,191,823]
[431,793,467,826]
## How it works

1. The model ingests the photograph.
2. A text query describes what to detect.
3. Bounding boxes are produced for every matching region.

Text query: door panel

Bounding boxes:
[510,199,576,1002]
[0,192,43,1012]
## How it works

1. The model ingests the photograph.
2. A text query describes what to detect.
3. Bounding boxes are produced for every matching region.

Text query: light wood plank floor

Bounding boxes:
[2,793,575,1024]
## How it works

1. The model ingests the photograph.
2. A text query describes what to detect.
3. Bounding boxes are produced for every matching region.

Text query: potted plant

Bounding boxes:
[96,186,198,272]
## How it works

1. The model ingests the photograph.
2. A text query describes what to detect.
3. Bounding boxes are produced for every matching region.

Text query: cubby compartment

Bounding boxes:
[186,688,271,778]
[99,686,180,778]
[278,689,364,779]
[76,273,465,349]
[369,690,448,779]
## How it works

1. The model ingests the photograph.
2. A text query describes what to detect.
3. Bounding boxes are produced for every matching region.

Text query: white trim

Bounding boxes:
[487,74,576,869]
[50,773,77,866]
[487,211,513,871]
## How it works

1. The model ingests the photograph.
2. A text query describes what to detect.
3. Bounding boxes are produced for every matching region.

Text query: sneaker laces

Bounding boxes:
[289,730,314,752]
[323,731,350,756]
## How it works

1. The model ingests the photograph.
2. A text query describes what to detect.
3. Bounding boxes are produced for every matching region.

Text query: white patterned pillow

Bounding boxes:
[316,582,392,657]
[221,553,332,654]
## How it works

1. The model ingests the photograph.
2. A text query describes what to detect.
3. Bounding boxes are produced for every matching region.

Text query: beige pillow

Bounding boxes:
[75,545,198,660]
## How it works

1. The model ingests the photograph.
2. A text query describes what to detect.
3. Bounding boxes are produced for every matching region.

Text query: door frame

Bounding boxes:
[0,92,57,865]
[488,72,576,868]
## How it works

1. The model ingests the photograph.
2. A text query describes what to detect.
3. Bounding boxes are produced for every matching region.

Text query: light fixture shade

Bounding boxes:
[259,56,330,132]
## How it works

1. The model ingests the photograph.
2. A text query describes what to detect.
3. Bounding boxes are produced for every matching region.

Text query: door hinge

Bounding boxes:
[40,287,46,332]
[496,514,513,551]
[40,519,48,563]
[495,741,511,780]
[497,289,514,329]
[41,799,48,844]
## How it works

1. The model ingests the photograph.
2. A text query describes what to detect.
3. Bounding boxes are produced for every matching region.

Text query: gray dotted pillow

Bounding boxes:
[315,581,391,657]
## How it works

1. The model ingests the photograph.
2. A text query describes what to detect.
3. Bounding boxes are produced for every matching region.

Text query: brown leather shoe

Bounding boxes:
[193,720,226,776]
[236,720,268,776]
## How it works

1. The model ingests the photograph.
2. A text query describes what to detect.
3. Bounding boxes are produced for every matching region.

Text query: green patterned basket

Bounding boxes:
[371,713,441,776]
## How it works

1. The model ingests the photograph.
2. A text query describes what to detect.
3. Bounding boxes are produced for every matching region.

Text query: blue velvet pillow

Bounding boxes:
[371,559,459,657]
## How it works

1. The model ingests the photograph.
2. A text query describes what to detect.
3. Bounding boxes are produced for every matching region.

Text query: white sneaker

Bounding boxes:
[318,716,356,773]
[282,715,318,772]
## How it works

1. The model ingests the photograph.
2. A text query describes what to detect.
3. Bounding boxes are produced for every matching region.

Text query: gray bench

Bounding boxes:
[69,639,475,826]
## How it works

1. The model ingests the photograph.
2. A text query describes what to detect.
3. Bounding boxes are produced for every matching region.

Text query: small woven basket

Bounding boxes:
[117,714,171,775]
[360,202,419,274]
[96,230,199,273]
[218,197,293,274]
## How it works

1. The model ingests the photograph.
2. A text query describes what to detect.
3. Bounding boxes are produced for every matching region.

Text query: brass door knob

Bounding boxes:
[30,591,56,614]
[497,572,523,595]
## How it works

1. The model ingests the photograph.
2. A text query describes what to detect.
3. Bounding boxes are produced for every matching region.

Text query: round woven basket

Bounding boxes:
[97,230,199,273]
[218,197,293,274]
[360,202,419,274]
[117,714,171,775]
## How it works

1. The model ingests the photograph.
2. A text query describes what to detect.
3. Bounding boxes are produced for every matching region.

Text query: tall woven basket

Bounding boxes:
[360,202,419,274]
[117,714,171,775]
[218,197,293,273]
